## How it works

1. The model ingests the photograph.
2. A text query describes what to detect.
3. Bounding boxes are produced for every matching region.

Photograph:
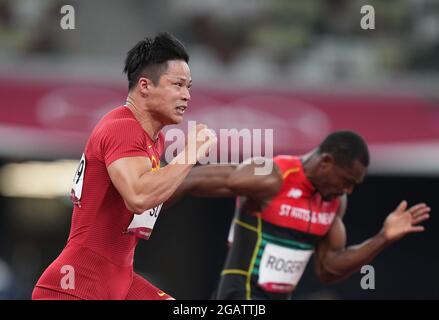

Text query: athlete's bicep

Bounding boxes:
[107,156,152,212]
[314,195,348,277]
[316,217,347,256]
[314,213,347,280]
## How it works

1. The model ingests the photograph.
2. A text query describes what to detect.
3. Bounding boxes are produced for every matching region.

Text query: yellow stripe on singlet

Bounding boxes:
[225,166,299,299]
[234,218,258,233]
[246,213,262,300]
[220,218,257,288]
[282,167,300,179]
[221,269,249,276]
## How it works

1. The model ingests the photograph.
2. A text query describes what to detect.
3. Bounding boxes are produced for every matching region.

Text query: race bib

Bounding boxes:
[258,243,313,293]
[70,153,86,207]
[127,203,163,240]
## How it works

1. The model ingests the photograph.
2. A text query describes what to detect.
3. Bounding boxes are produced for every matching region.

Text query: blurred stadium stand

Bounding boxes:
[0,0,438,299]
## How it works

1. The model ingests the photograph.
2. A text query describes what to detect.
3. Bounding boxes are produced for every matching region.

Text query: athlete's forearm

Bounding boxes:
[186,165,237,197]
[162,165,237,210]
[174,162,279,198]
[164,160,281,209]
[320,231,390,282]
[130,163,193,213]
[129,149,195,213]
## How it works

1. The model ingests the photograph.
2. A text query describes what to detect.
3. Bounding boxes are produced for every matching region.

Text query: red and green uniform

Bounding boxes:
[218,156,340,300]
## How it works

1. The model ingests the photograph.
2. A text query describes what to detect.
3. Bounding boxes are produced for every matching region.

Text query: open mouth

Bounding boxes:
[176,106,187,114]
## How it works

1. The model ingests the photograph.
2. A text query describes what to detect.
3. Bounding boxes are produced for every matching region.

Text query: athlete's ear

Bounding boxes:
[137,77,153,97]
[319,153,335,169]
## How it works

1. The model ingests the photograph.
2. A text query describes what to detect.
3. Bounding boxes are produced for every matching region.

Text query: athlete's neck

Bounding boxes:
[125,95,162,141]
[301,150,320,190]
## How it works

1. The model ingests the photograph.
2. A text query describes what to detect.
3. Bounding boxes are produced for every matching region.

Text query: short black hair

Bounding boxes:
[318,130,370,168]
[123,32,189,90]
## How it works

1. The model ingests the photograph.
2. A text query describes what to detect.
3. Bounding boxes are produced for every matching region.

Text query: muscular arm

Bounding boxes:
[314,197,430,283]
[314,195,390,283]
[227,159,283,200]
[108,153,193,214]
[166,158,283,206]
[178,164,238,198]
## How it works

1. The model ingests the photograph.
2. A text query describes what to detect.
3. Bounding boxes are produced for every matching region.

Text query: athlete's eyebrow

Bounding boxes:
[175,76,192,84]
[168,76,192,87]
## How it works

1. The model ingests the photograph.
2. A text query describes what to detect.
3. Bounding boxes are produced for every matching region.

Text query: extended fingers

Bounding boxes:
[407,225,425,233]
[412,213,430,225]
[408,203,427,213]
[409,204,430,218]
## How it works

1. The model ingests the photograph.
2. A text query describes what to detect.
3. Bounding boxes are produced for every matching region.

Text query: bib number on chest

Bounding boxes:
[127,203,163,240]
[70,153,86,207]
[258,243,313,293]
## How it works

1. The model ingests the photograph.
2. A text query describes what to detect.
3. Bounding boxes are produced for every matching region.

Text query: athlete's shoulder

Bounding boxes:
[274,155,300,162]
[274,155,301,174]
[94,106,143,136]
[99,106,139,126]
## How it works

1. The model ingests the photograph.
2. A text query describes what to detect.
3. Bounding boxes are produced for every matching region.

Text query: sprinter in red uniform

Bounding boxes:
[175,131,431,299]
[32,32,216,300]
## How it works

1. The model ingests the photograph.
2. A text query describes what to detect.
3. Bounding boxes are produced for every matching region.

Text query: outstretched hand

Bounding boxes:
[382,201,430,242]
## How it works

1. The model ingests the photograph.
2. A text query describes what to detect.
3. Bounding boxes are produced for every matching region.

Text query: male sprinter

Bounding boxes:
[175,131,430,299]
[32,32,216,300]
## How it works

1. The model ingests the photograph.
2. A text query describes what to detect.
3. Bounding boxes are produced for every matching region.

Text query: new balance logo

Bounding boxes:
[287,188,302,199]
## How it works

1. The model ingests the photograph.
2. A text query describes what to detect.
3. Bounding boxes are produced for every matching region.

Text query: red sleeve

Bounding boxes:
[99,119,149,167]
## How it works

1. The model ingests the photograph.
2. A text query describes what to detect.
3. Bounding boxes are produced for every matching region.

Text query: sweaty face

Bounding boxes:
[318,158,367,201]
[147,60,192,125]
